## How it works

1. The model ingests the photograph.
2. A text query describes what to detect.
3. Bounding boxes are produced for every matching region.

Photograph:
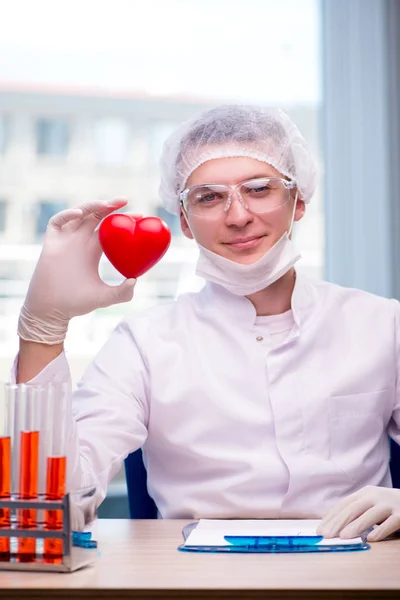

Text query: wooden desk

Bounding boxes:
[0,519,399,599]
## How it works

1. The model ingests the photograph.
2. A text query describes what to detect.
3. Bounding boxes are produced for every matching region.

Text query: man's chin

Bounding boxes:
[220,239,274,264]
[221,248,270,265]
[229,253,266,265]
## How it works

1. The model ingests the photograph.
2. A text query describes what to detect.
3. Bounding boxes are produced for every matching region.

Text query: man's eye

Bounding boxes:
[198,193,219,203]
[245,184,271,194]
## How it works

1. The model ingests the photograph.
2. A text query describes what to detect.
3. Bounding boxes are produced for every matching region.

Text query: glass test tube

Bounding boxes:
[0,384,14,560]
[42,382,68,562]
[16,384,41,562]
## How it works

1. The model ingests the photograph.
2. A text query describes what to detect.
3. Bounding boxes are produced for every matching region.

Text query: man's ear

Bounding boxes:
[294,198,306,223]
[180,209,194,239]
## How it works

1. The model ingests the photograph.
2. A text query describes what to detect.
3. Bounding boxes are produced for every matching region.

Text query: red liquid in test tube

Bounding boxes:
[0,436,11,559]
[44,456,66,560]
[41,382,69,563]
[18,430,39,561]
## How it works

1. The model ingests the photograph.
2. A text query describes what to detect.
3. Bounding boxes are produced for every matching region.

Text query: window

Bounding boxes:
[93,118,131,166]
[1,0,323,517]
[149,121,177,165]
[0,200,7,232]
[156,206,181,238]
[36,119,69,156]
[35,201,68,237]
[0,116,10,154]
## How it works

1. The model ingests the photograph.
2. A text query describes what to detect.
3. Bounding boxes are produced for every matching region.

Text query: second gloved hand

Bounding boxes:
[317,485,400,542]
[18,199,136,344]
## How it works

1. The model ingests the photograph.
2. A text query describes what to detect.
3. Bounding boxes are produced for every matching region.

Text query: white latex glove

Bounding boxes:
[317,485,400,542]
[69,486,98,532]
[18,199,136,344]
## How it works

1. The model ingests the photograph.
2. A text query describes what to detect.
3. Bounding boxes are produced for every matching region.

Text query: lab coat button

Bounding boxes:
[256,335,264,342]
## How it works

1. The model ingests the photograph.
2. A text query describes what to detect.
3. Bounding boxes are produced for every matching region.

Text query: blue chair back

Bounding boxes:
[125,439,400,518]
[390,438,400,489]
[124,449,158,519]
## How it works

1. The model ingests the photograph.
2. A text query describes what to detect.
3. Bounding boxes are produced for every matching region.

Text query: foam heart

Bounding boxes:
[99,214,171,278]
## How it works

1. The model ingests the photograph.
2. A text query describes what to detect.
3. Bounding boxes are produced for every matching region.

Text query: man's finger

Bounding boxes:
[48,208,83,230]
[367,514,400,542]
[318,498,372,537]
[80,198,128,231]
[340,504,393,538]
[317,491,363,534]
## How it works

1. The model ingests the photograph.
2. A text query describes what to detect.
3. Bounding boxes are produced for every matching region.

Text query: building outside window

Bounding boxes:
[35,200,69,237]
[149,121,177,165]
[93,118,131,166]
[0,115,10,154]
[156,206,181,238]
[0,200,7,233]
[36,118,69,157]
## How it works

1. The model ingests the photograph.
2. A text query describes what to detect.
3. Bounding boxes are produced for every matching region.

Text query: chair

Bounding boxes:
[124,449,158,519]
[390,438,400,489]
[124,439,400,519]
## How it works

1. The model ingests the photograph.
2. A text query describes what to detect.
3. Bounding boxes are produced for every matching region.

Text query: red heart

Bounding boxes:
[99,214,171,278]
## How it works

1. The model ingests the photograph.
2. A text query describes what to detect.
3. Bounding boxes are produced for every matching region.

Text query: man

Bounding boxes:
[15,105,400,541]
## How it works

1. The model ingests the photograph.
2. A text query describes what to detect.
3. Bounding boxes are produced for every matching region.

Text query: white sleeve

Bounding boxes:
[390,300,400,445]
[10,350,71,386]
[11,319,149,505]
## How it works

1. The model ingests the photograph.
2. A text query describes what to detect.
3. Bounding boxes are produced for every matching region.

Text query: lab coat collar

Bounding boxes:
[201,271,316,332]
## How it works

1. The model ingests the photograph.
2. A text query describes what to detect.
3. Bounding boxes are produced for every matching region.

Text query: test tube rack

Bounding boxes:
[0,493,97,572]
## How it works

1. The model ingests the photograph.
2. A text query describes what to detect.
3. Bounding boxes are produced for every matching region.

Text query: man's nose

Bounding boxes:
[224,193,254,227]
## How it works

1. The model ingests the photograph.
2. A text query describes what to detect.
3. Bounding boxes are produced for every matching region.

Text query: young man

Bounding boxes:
[16,105,400,541]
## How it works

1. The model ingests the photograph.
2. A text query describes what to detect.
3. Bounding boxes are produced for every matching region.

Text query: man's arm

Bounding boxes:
[15,198,135,382]
[15,320,150,504]
[12,199,141,505]
[16,340,63,383]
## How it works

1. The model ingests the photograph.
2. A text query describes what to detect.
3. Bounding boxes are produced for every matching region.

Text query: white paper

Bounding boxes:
[184,519,364,547]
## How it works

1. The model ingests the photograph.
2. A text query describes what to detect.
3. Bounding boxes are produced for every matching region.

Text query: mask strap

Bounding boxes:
[288,190,299,236]
[181,206,196,238]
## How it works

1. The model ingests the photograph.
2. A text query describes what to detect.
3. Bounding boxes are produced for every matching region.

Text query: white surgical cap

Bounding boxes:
[159,104,317,215]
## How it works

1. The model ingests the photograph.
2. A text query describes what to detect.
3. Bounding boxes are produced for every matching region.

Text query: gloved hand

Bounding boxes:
[69,486,98,532]
[18,199,136,344]
[317,485,400,542]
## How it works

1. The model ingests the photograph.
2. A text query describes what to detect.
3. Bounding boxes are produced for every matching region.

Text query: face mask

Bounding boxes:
[192,196,301,296]
[195,233,300,296]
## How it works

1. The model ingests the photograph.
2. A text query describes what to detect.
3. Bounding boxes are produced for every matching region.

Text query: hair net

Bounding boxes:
[159,104,317,215]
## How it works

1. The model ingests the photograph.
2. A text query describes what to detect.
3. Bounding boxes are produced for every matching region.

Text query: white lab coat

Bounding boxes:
[24,272,400,519]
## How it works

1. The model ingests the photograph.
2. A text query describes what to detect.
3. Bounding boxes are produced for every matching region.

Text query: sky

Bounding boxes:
[0,0,321,104]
